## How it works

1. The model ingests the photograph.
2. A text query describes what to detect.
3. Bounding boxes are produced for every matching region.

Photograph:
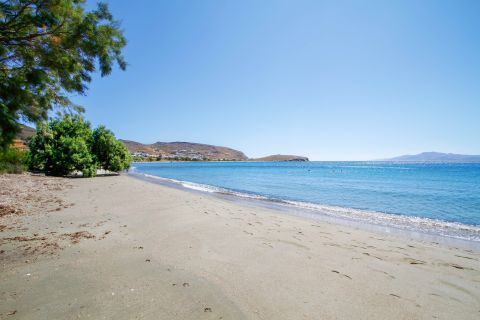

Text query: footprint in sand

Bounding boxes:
[441,263,473,270]
[362,252,383,260]
[404,258,426,265]
[331,270,352,279]
[454,254,476,260]
[351,245,367,249]
[369,268,395,279]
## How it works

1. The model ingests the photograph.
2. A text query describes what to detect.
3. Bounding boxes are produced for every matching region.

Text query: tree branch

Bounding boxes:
[0,1,36,30]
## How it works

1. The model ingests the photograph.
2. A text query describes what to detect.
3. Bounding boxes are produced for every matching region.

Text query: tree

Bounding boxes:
[28,114,97,176]
[0,0,127,149]
[92,125,131,172]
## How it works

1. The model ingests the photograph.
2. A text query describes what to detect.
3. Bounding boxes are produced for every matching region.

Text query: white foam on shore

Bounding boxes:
[139,172,270,200]
[281,200,480,241]
[131,170,480,242]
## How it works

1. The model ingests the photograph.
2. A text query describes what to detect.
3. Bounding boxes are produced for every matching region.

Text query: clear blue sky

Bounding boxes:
[77,0,480,160]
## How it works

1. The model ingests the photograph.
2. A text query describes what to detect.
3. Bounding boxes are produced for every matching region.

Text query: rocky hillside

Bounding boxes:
[119,140,156,154]
[121,140,248,161]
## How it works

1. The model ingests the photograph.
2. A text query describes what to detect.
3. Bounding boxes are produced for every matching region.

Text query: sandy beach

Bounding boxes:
[1,173,479,320]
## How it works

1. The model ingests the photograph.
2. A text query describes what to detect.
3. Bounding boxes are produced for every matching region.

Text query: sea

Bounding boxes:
[130,161,480,242]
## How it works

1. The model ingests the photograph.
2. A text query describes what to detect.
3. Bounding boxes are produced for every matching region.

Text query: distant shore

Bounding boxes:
[131,158,309,163]
[1,174,479,319]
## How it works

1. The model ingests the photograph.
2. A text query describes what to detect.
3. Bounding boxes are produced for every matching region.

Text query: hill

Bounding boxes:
[17,124,36,140]
[382,152,480,163]
[120,140,310,162]
[11,125,36,150]
[121,140,248,161]
[120,140,156,154]
[252,154,309,162]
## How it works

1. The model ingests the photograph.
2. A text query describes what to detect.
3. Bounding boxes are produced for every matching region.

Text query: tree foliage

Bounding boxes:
[0,0,127,149]
[28,115,131,176]
[92,125,131,172]
[28,115,95,176]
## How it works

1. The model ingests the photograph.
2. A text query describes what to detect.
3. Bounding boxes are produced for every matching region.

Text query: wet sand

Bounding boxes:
[1,174,479,319]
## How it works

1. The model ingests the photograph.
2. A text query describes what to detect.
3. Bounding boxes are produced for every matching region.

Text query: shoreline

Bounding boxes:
[129,170,480,248]
[1,174,479,319]
[132,160,480,163]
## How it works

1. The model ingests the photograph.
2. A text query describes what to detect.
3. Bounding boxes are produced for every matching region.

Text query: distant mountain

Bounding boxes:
[252,154,309,162]
[382,152,480,163]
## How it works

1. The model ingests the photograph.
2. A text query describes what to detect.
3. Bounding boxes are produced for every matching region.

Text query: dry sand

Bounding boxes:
[1,174,479,319]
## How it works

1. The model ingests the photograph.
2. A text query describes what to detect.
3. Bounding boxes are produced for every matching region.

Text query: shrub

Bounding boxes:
[28,115,130,177]
[29,116,97,177]
[0,148,27,174]
[92,126,131,172]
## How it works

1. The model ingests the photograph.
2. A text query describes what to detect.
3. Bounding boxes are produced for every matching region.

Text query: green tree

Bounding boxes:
[92,125,131,172]
[29,115,97,176]
[0,0,127,149]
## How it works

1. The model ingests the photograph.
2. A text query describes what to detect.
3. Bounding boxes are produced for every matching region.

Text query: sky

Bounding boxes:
[76,0,480,160]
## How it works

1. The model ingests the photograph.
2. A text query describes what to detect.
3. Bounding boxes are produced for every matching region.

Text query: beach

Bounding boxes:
[1,174,479,320]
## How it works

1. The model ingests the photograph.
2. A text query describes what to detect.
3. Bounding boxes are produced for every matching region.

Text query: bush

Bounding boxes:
[28,115,131,177]
[0,148,27,174]
[92,126,131,172]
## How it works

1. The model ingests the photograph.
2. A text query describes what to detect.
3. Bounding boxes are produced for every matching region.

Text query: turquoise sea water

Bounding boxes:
[131,161,480,241]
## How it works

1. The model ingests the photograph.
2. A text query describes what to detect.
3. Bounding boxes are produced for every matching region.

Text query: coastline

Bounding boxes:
[129,169,480,247]
[1,174,479,319]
